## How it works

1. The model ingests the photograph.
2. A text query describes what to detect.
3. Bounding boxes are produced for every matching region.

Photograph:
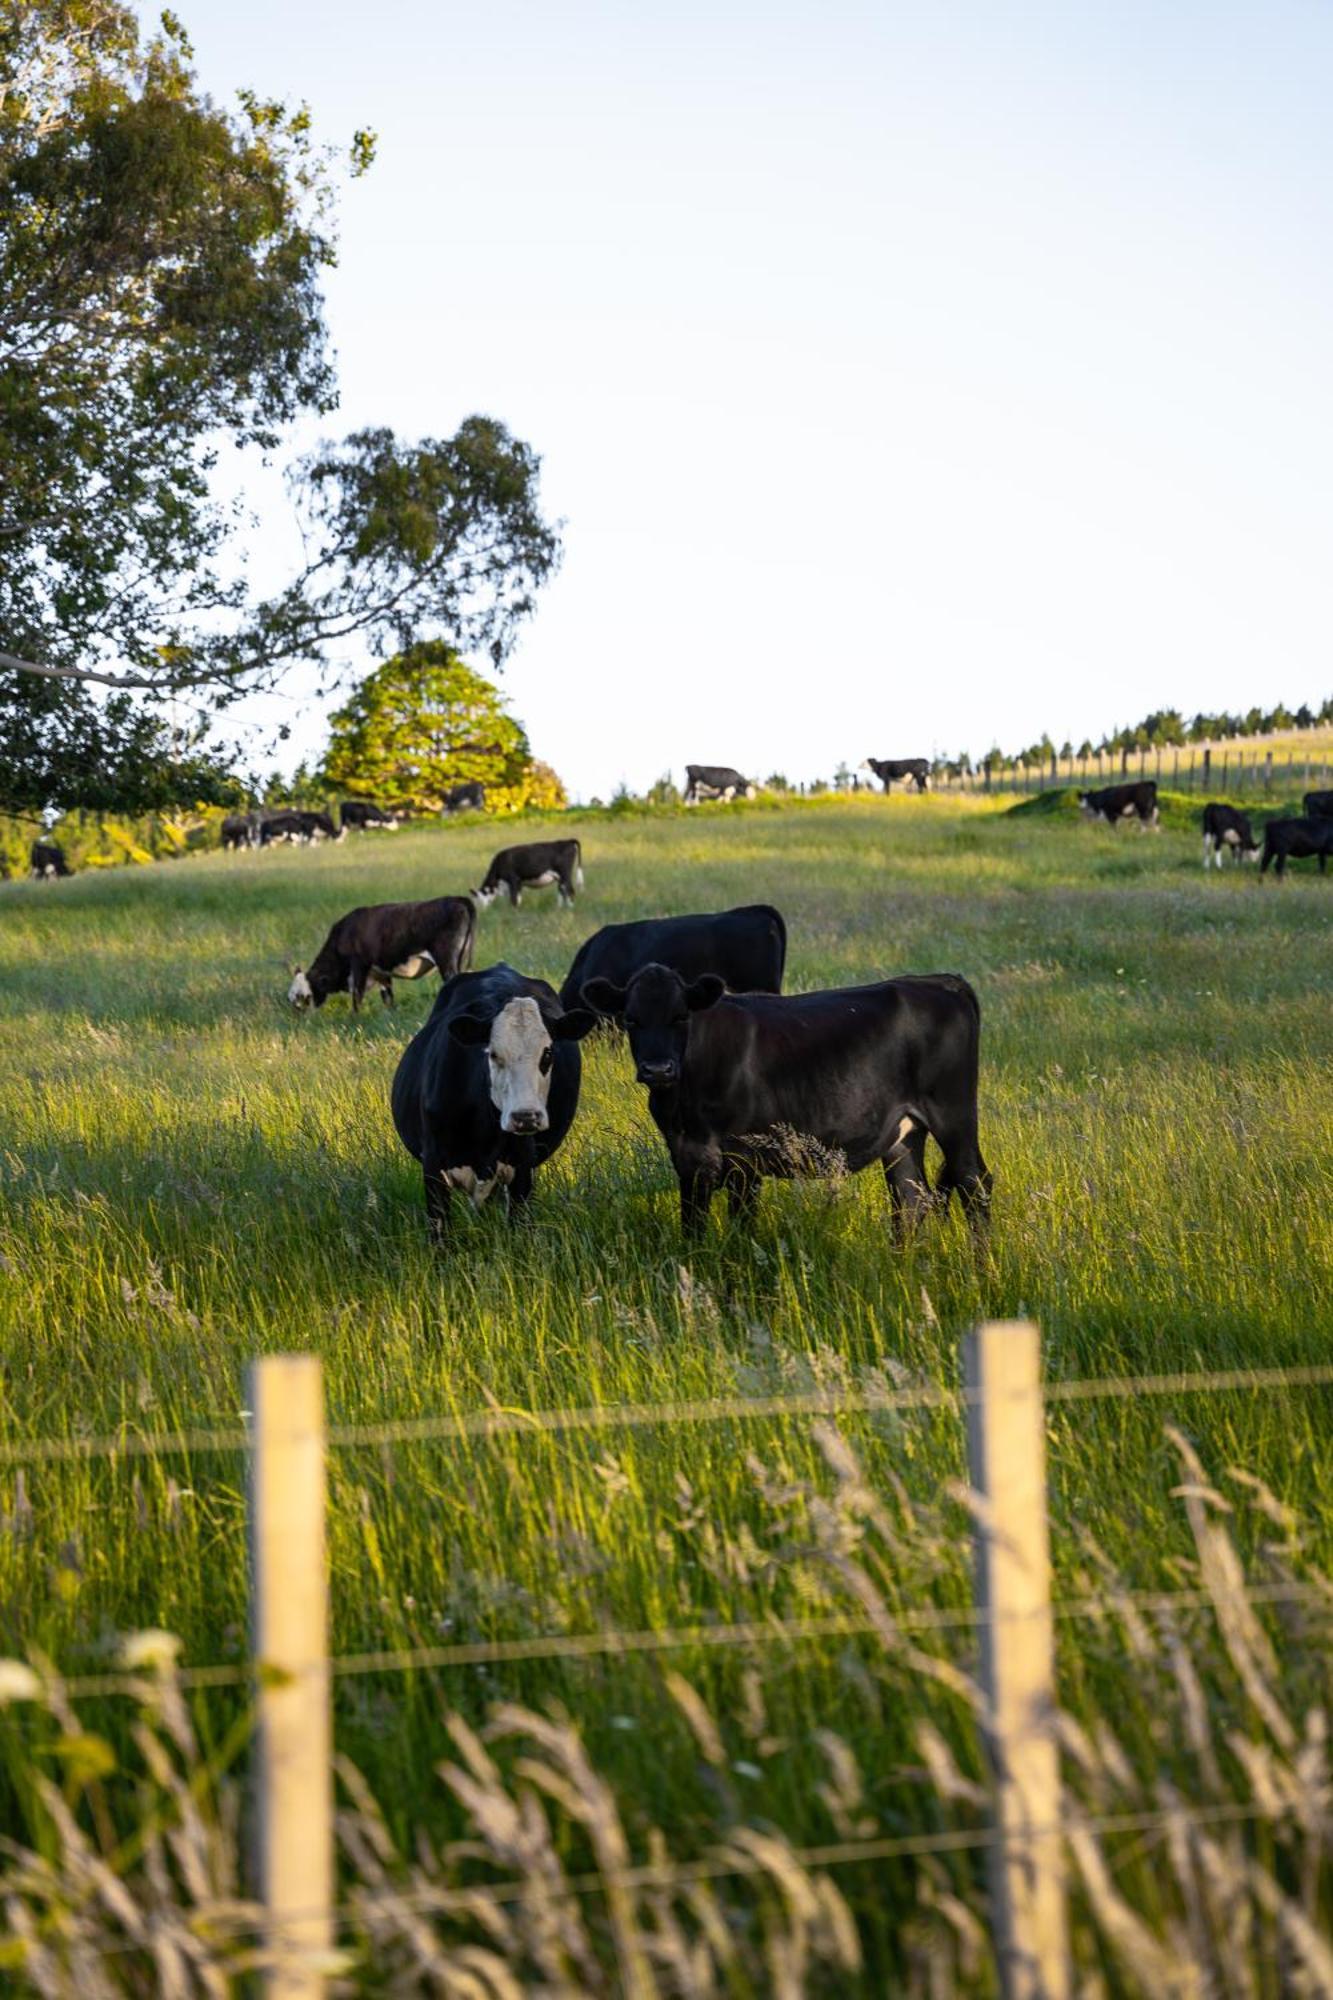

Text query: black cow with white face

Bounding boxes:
[475,839,583,909]
[579,963,989,1237]
[1201,802,1259,868]
[288,896,475,1011]
[1261,817,1333,878]
[30,841,71,879]
[1303,790,1333,820]
[391,964,596,1232]
[1078,781,1159,829]
[560,905,786,1016]
[221,813,260,850]
[442,781,486,814]
[861,756,930,793]
[683,765,755,804]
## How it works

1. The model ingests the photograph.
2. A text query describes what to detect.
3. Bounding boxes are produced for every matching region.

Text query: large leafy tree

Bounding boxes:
[0,2,560,813]
[321,642,537,813]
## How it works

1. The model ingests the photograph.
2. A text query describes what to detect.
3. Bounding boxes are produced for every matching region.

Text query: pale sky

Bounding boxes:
[153,0,1333,800]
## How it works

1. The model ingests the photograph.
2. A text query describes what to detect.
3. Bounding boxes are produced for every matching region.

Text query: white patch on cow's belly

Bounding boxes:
[528,870,558,887]
[390,952,435,979]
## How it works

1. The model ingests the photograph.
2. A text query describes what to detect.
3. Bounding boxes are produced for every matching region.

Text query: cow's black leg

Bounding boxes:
[883,1126,933,1237]
[379,976,395,1008]
[679,1170,716,1237]
[507,1161,535,1220]
[723,1161,760,1223]
[348,963,367,1011]
[423,1167,453,1239]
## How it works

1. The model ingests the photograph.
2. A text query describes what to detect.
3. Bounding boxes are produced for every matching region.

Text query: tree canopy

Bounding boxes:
[0,2,560,813]
[322,642,563,814]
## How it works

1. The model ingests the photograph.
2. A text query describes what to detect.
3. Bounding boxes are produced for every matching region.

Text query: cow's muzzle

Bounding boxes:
[503,1109,548,1134]
[636,1061,679,1087]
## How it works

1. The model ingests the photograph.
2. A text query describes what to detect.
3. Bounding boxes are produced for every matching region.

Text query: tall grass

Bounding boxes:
[1,794,1331,1985]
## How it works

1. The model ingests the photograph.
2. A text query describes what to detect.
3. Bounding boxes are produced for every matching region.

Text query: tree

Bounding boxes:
[321,642,556,813]
[0,3,560,810]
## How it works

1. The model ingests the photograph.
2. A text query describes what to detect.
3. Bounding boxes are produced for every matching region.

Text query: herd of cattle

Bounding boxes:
[282,855,992,1239]
[1074,778,1333,874]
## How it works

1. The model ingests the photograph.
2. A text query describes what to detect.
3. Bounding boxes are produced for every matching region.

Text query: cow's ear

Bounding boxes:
[580,978,625,1015]
[448,1009,492,1046]
[550,1007,598,1042]
[685,974,726,1012]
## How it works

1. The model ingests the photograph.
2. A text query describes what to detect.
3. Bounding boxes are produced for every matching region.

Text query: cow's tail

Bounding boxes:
[573,838,584,887]
[459,896,478,972]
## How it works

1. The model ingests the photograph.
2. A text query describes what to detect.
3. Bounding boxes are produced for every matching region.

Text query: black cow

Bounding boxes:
[1260,817,1333,878]
[475,839,583,909]
[442,781,486,814]
[1302,790,1333,820]
[1077,781,1159,829]
[221,812,261,850]
[288,896,476,1011]
[340,800,401,834]
[30,841,71,879]
[1201,802,1259,868]
[259,809,341,845]
[861,756,930,793]
[684,764,755,804]
[579,964,990,1237]
[560,904,787,1016]
[391,963,595,1233]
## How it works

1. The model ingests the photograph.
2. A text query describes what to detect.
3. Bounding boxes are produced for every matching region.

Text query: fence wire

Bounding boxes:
[5,1357,1333,1468]
[40,1579,1330,1703]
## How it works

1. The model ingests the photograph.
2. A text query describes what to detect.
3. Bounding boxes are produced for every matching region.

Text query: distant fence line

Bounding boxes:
[921,742,1333,798]
[5,1332,1332,1995]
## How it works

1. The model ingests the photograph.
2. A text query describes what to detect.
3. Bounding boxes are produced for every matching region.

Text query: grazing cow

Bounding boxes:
[579,964,990,1237]
[475,839,583,909]
[1077,781,1159,829]
[442,781,486,814]
[259,808,341,845]
[288,896,476,1011]
[683,764,755,804]
[221,812,261,850]
[861,756,931,793]
[1303,790,1333,820]
[30,840,71,879]
[1201,802,1259,868]
[340,799,400,834]
[1260,816,1333,878]
[560,904,787,1016]
[391,963,595,1232]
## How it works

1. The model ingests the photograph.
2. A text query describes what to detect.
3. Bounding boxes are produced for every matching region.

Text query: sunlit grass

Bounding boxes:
[1,791,1331,1965]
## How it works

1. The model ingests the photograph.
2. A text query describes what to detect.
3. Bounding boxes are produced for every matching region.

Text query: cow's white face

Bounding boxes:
[472,885,499,909]
[485,997,557,1134]
[288,969,313,1008]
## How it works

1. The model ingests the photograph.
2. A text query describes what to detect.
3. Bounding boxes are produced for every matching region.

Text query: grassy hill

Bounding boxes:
[1,793,1330,1984]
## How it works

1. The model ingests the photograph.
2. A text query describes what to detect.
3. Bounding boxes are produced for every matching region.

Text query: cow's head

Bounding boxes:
[448,995,596,1133]
[1076,792,1095,817]
[581,963,725,1089]
[471,883,500,909]
[287,963,322,1009]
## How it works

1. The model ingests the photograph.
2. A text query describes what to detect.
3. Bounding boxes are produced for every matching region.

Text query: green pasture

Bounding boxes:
[1,791,1331,1972]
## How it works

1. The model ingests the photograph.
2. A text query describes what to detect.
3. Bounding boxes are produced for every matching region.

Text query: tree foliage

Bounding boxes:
[322,642,560,814]
[0,2,559,812]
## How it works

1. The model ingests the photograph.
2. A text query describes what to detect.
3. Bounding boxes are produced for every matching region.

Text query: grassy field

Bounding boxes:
[2,791,1332,1983]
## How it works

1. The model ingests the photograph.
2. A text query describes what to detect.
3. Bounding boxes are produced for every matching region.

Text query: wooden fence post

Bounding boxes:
[250,1354,334,1999]
[965,1321,1069,2000]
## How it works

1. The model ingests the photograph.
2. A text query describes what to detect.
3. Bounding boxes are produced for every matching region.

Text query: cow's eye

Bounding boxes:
[538,1047,553,1074]
[490,1052,503,1067]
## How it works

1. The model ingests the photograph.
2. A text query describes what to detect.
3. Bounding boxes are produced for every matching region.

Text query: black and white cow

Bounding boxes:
[683,765,755,804]
[1201,802,1259,868]
[1077,781,1159,829]
[861,756,930,793]
[1260,816,1333,878]
[288,896,476,1011]
[1302,790,1333,820]
[560,904,787,1016]
[260,809,342,845]
[391,963,596,1232]
[474,839,583,909]
[340,800,401,834]
[442,781,486,814]
[579,964,990,1237]
[221,813,260,850]
[30,840,71,879]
